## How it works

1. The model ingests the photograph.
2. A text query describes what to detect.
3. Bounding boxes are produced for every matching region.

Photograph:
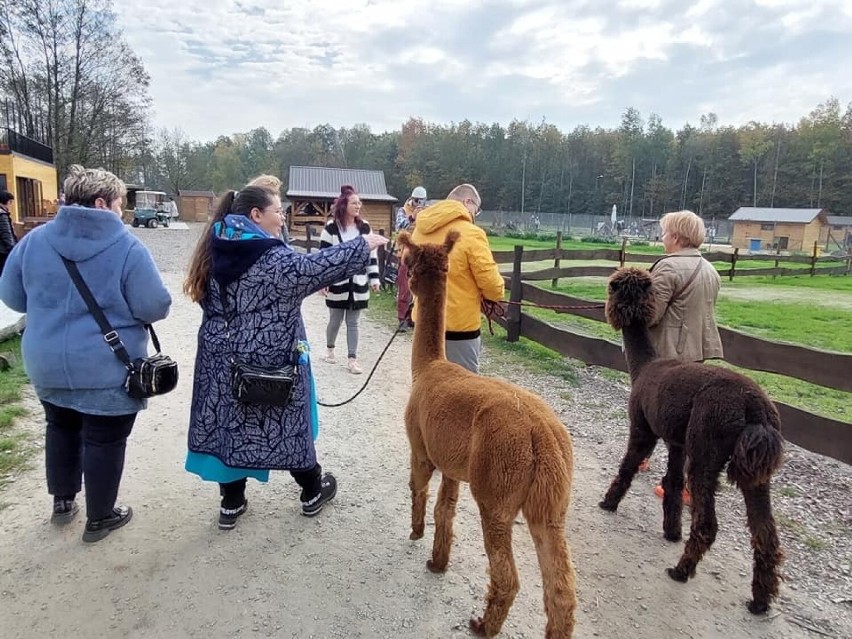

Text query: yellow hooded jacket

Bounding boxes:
[410,200,505,338]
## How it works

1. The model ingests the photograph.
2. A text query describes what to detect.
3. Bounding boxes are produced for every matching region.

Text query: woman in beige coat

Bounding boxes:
[642,210,724,500]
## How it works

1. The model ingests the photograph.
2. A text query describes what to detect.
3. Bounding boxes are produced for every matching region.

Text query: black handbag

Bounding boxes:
[222,286,298,407]
[62,258,179,400]
[230,360,296,407]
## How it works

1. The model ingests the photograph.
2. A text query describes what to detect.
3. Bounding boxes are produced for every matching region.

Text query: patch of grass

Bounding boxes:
[482,322,583,383]
[598,368,630,384]
[778,486,800,498]
[0,336,33,491]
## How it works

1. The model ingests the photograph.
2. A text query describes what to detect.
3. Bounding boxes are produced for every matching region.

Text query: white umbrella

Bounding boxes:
[611,204,617,224]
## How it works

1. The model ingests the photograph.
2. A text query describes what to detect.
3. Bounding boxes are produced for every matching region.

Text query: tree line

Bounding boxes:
[2,2,851,220]
[147,101,852,220]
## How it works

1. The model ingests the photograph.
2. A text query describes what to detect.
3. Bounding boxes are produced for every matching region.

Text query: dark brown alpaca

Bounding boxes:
[396,231,576,638]
[598,267,785,614]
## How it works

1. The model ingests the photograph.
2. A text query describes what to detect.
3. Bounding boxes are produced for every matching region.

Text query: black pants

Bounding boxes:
[219,464,322,508]
[42,401,136,521]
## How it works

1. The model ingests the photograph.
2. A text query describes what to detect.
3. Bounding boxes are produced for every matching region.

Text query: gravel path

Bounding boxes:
[0,224,849,638]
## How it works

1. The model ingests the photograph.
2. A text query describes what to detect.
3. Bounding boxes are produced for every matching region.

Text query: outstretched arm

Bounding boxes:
[279,237,371,299]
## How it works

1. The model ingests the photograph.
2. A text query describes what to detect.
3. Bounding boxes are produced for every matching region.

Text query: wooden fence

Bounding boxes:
[492,241,852,465]
[291,226,851,465]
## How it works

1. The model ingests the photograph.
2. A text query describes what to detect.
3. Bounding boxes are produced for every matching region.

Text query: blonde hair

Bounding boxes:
[447,183,481,206]
[247,174,282,194]
[660,210,705,248]
[63,164,127,208]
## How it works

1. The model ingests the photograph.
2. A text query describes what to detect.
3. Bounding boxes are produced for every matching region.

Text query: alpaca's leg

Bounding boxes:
[742,482,783,614]
[526,518,576,639]
[408,451,435,541]
[661,444,686,542]
[668,469,719,583]
[599,418,657,511]
[427,477,460,573]
[469,512,520,638]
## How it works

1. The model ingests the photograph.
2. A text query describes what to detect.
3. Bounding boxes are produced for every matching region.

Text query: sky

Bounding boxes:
[115,0,852,141]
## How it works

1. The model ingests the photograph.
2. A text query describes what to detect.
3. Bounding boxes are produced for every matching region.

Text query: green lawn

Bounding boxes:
[0,337,32,495]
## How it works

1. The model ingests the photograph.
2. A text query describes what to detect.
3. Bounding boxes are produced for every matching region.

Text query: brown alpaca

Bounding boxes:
[598,267,785,614]
[396,231,576,638]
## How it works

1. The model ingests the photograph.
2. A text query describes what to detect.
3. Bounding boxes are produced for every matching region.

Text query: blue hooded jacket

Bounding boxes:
[0,205,171,410]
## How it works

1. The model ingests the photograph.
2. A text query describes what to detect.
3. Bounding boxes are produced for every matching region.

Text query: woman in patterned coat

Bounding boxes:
[319,185,380,374]
[184,186,387,529]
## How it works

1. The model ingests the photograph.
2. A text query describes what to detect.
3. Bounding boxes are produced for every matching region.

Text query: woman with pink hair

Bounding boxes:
[319,185,380,374]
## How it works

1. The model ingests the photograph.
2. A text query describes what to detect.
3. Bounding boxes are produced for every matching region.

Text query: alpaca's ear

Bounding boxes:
[397,231,414,251]
[443,230,461,254]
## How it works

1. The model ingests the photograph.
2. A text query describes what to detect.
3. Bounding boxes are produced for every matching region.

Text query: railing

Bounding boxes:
[0,127,54,164]
[496,239,852,465]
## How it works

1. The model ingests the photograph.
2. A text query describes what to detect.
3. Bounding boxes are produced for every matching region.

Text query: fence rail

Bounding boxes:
[501,241,852,466]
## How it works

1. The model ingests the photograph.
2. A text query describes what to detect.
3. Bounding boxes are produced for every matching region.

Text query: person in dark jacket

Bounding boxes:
[183,185,387,530]
[0,166,172,543]
[0,190,18,275]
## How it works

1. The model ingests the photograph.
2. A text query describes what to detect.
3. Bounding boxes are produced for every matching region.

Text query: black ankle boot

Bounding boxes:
[301,473,337,517]
[82,505,133,543]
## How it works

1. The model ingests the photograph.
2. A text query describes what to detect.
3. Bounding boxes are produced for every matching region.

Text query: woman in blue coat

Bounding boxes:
[0,165,172,543]
[183,185,387,529]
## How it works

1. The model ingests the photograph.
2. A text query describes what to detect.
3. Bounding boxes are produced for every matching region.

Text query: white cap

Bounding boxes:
[411,186,427,199]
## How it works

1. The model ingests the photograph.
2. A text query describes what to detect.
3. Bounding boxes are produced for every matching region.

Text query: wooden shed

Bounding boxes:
[825,216,852,252]
[178,190,216,222]
[728,207,830,252]
[285,166,397,236]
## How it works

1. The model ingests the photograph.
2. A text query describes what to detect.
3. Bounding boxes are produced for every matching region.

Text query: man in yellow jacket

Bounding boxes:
[410,184,505,373]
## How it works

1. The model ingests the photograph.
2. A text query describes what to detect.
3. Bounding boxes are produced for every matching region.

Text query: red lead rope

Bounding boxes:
[480,299,606,336]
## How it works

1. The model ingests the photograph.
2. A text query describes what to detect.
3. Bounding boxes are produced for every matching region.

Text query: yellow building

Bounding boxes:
[0,127,59,225]
[728,207,829,253]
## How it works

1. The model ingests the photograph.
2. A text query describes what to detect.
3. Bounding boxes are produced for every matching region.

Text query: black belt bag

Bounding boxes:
[62,257,178,400]
[231,360,296,407]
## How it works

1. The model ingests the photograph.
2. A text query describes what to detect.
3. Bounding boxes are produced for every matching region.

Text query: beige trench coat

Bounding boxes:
[648,248,724,362]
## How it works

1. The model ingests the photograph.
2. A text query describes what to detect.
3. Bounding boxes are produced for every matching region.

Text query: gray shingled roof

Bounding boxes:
[728,207,824,223]
[826,215,852,226]
[286,166,397,202]
[178,190,215,197]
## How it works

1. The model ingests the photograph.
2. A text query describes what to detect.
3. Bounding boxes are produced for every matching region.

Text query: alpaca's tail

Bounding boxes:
[727,401,785,488]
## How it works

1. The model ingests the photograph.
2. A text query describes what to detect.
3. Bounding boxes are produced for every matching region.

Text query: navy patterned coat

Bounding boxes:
[188,234,371,470]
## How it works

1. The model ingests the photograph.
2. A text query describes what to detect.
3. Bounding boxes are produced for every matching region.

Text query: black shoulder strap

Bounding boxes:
[61,257,160,368]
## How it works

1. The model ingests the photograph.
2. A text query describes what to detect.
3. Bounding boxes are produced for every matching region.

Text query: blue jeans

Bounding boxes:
[42,401,136,521]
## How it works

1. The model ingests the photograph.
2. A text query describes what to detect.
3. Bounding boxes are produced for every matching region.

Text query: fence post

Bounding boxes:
[551,231,562,289]
[730,248,738,282]
[773,244,781,278]
[619,237,627,268]
[305,225,314,254]
[810,240,818,277]
[847,247,852,275]
[376,228,387,285]
[507,245,524,343]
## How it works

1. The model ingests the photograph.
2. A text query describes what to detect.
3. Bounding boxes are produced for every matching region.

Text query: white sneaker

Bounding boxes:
[347,359,363,375]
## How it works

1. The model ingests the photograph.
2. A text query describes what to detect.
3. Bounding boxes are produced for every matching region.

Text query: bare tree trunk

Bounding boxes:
[753,160,758,207]
[770,138,781,207]
[628,156,635,218]
[681,157,692,210]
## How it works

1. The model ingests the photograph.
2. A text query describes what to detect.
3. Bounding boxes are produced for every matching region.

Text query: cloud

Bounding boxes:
[113,0,852,140]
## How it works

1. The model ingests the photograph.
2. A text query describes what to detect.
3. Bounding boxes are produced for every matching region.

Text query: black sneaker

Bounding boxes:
[301,473,337,517]
[82,505,133,543]
[218,500,248,530]
[51,499,79,526]
[397,321,409,333]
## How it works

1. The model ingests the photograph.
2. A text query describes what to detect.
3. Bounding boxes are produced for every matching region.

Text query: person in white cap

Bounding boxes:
[393,186,427,329]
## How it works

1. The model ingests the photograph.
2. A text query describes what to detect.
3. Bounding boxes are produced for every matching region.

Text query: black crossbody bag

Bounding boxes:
[62,258,179,400]
[222,286,297,407]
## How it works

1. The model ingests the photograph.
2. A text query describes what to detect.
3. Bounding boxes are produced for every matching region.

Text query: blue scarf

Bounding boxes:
[214,214,273,240]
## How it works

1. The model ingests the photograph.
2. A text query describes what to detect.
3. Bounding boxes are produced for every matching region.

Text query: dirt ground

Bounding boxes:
[0,226,849,638]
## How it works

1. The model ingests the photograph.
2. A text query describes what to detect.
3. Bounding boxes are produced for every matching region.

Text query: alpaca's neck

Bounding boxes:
[621,323,658,382]
[412,280,447,373]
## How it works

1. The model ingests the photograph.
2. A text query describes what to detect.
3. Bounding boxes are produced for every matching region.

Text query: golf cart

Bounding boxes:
[132,191,170,228]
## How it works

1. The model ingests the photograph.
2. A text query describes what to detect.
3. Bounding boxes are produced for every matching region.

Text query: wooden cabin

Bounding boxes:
[285,166,397,237]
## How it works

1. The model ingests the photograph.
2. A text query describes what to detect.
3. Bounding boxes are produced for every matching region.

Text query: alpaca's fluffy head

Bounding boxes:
[605,267,657,330]
[396,230,460,296]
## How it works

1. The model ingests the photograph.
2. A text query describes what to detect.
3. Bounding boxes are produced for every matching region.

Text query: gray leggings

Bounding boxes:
[326,308,361,358]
